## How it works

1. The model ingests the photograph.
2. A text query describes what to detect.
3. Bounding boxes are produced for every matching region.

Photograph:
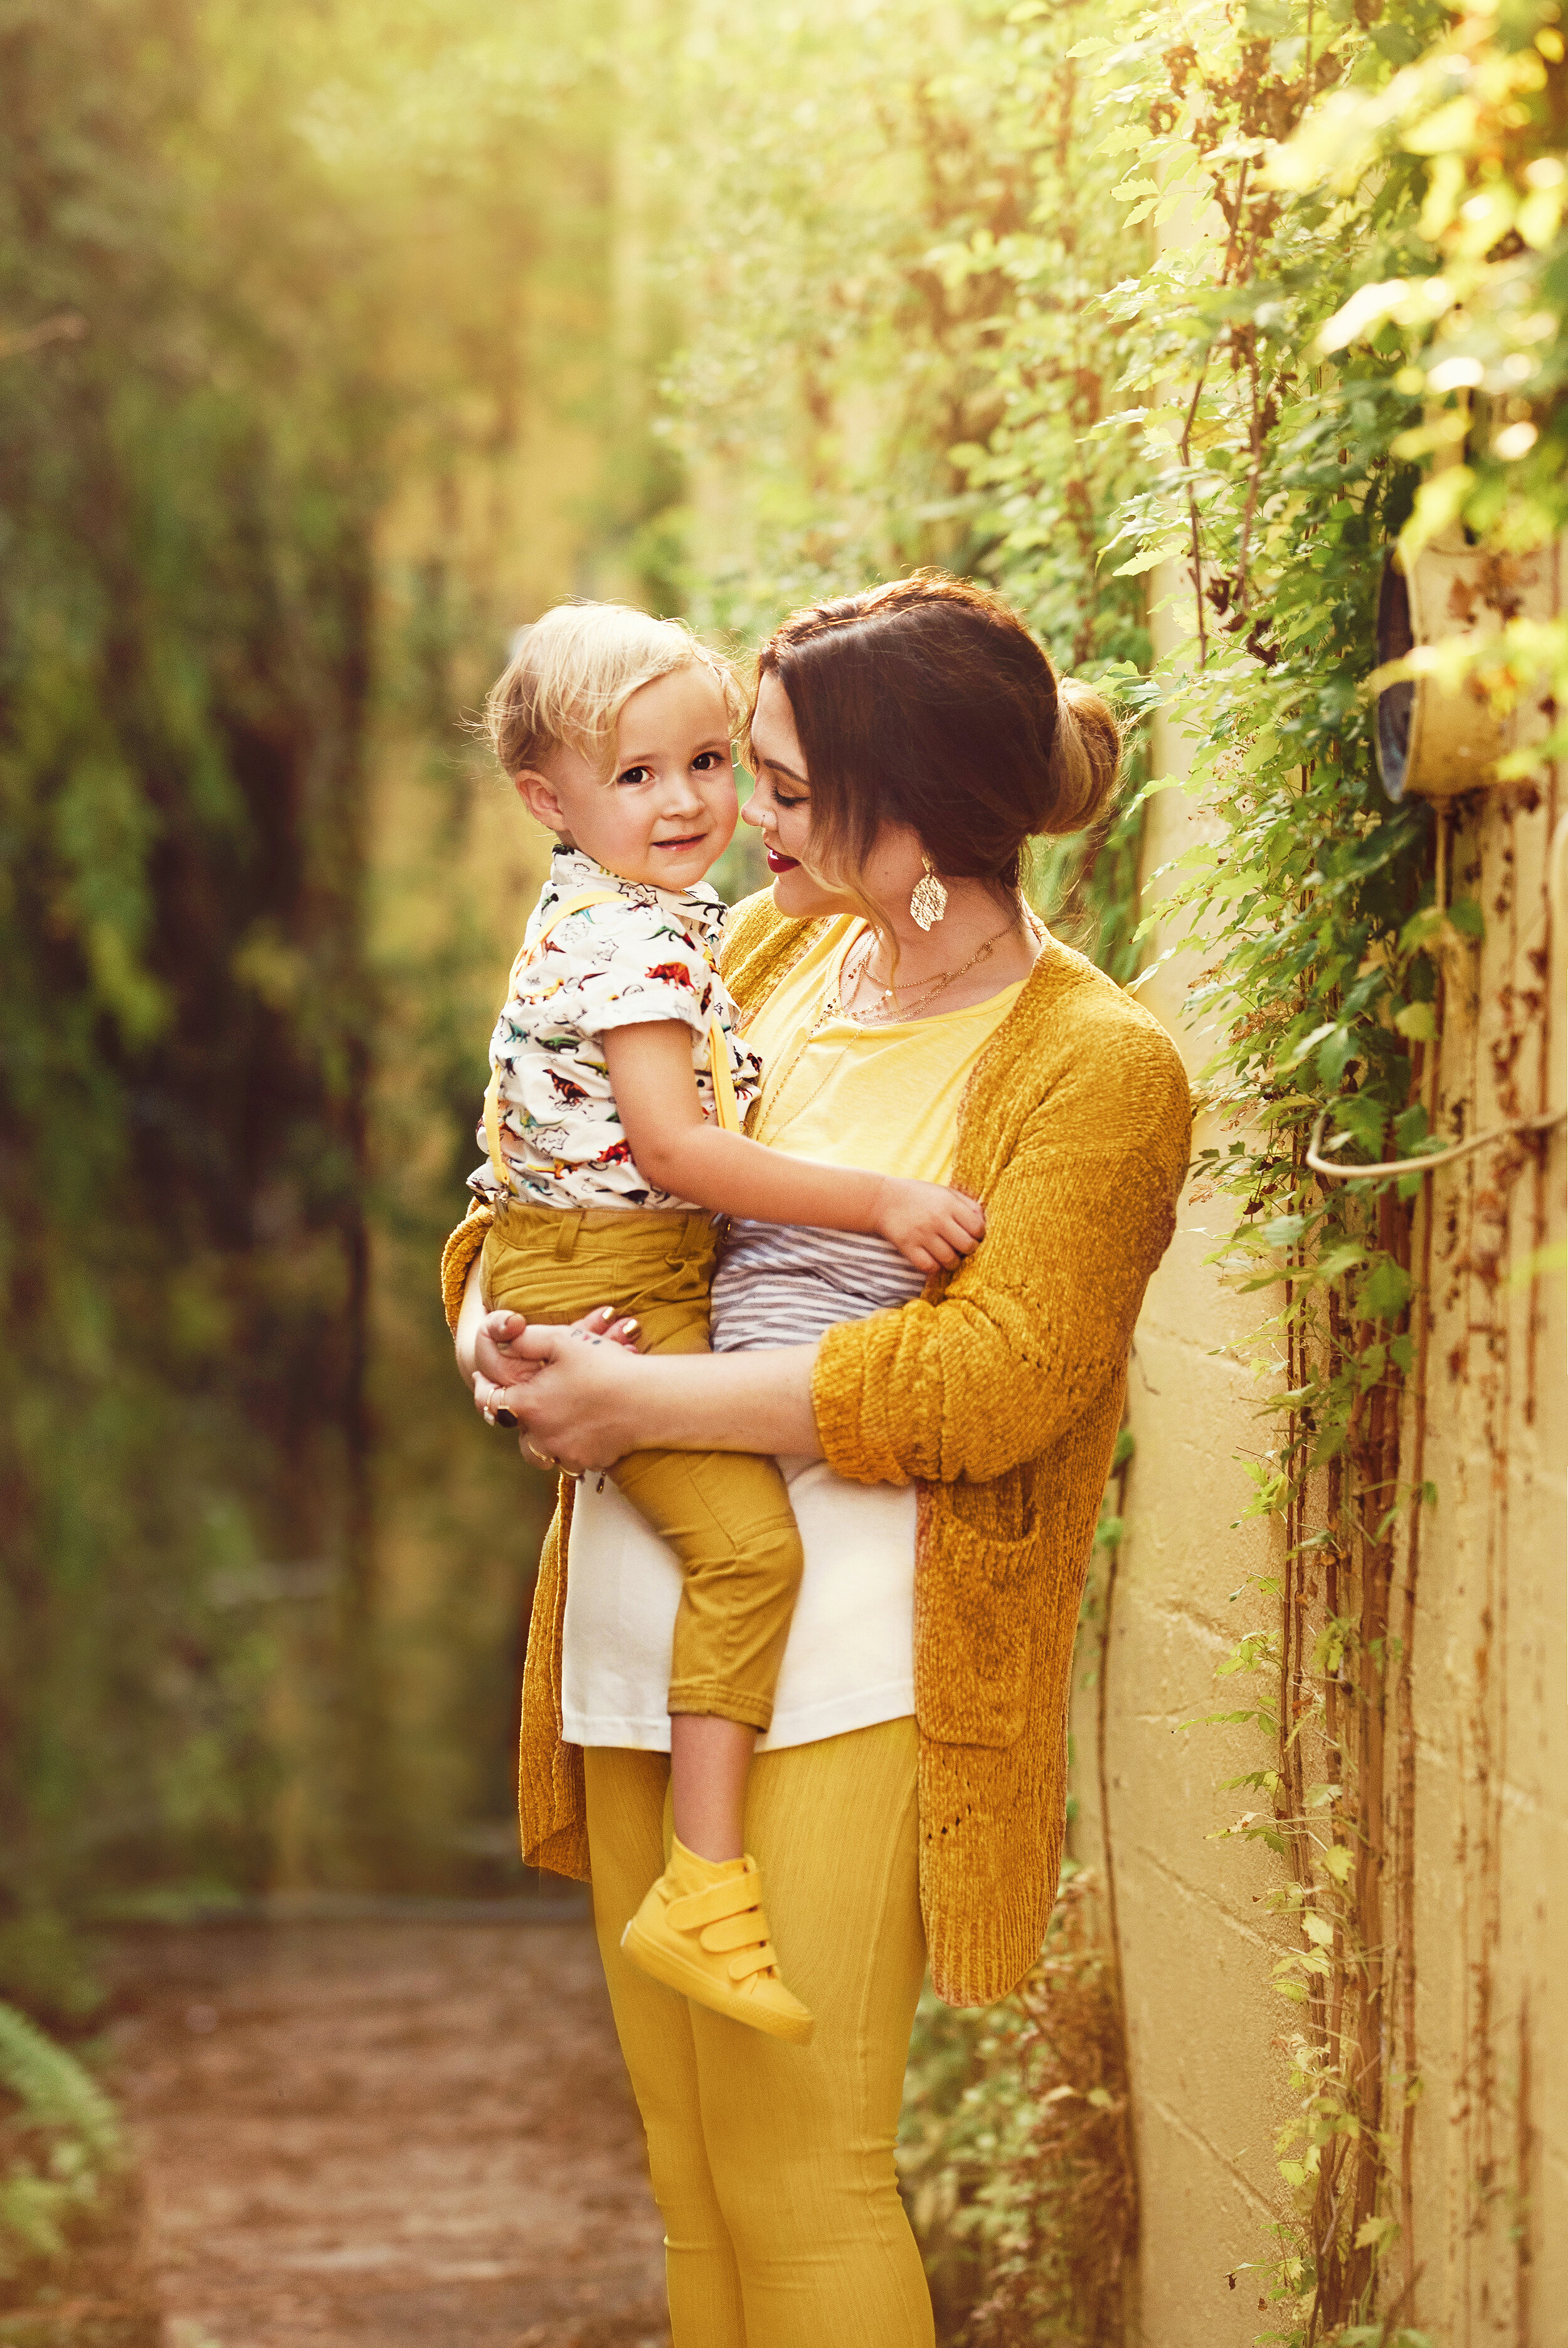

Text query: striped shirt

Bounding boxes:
[711,1220,924,1353]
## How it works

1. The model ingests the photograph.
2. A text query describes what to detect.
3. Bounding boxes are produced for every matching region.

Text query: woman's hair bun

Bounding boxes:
[1044,678,1123,840]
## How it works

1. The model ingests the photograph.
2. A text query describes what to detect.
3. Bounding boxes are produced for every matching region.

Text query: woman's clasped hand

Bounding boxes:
[467,1304,642,1473]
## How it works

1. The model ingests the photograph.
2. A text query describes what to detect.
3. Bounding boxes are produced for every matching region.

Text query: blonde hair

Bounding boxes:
[484,601,743,779]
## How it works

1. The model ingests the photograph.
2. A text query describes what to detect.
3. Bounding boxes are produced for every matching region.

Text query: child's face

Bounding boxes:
[515,667,739,891]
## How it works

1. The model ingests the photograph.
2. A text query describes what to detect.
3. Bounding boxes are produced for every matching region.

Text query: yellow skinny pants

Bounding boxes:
[585,1719,935,2348]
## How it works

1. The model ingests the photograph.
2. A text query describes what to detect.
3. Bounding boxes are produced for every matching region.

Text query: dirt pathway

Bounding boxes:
[107,1913,669,2348]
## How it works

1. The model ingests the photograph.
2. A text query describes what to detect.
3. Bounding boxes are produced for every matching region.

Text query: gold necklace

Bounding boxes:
[755,909,1041,1143]
[838,909,1026,1025]
[753,929,872,1142]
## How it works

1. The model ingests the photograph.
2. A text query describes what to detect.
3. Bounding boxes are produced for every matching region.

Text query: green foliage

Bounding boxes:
[0,2005,123,2280]
[0,0,623,1940]
[0,1923,102,2037]
[672,0,1564,2335]
[899,1875,1133,2347]
[1,0,367,1937]
[659,0,1156,978]
[929,0,1566,2335]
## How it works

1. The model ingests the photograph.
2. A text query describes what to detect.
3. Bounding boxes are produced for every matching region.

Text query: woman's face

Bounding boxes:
[744,672,925,922]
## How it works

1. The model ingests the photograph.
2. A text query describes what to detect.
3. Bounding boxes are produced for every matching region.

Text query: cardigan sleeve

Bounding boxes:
[441,1202,494,1332]
[810,1022,1191,1488]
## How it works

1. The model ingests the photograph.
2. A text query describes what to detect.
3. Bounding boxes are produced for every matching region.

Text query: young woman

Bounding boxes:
[447,574,1192,2348]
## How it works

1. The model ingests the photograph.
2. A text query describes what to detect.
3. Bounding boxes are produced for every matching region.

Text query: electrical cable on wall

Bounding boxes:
[1308,808,1568,1182]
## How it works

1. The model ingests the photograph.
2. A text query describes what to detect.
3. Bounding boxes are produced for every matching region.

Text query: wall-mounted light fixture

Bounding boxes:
[1375,532,1562,799]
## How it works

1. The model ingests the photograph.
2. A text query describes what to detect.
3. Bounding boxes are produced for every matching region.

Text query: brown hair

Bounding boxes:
[753,572,1121,897]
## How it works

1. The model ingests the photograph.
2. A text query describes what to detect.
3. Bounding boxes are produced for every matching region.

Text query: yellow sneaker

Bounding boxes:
[621,1839,815,2046]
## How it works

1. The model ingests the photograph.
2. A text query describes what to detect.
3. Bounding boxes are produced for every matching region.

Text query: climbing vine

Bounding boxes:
[1022,0,1564,2337]
[656,0,1567,2334]
[674,0,1562,2339]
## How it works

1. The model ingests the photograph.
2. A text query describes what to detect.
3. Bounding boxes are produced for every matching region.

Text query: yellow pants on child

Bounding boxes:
[480,1202,803,1733]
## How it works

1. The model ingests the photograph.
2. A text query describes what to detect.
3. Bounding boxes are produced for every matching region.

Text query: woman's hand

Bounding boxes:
[456,1257,823,1468]
[470,1305,640,1443]
[497,1318,657,1474]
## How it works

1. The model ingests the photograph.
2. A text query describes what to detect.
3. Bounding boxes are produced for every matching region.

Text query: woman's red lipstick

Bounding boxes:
[765,847,799,872]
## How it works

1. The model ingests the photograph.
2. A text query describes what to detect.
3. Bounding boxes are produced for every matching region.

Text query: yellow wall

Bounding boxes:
[1085,594,1568,2339]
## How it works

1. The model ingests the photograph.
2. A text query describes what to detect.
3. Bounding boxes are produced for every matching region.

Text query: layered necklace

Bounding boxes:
[834,907,1035,1025]
[755,901,1046,1145]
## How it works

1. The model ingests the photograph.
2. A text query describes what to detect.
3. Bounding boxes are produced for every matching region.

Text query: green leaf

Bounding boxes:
[1394,1103,1430,1153]
[1394,1000,1438,1042]
[1263,1214,1307,1247]
[1447,897,1486,940]
[1318,1027,1357,1088]
[1362,1259,1414,1320]
[1111,541,1187,576]
[1335,1093,1388,1156]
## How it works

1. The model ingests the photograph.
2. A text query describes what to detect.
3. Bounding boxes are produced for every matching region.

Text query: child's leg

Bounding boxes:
[490,1209,804,1851]
[482,1205,812,2041]
[669,1714,754,1862]
[608,1409,803,1868]
[608,1430,812,2044]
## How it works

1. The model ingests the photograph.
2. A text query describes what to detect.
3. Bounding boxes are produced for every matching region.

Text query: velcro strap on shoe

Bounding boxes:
[699,1912,769,1955]
[726,1943,780,1982]
[666,1873,764,1933]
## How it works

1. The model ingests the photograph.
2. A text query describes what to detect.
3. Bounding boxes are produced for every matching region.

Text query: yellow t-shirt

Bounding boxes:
[744,919,1024,1186]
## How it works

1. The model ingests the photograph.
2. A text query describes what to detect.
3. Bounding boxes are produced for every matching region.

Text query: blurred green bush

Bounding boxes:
[0,0,632,1961]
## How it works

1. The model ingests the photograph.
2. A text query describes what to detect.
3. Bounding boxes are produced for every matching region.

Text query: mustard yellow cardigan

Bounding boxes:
[442,891,1192,2007]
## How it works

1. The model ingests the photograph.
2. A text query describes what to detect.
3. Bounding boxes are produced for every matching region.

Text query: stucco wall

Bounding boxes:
[1086,637,1567,2341]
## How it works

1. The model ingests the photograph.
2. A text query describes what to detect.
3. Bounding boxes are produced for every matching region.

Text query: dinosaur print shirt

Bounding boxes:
[468,846,763,1212]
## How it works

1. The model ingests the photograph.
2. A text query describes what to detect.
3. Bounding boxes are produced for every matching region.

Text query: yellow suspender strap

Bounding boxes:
[706,1015,741,1134]
[483,891,621,1192]
[482,887,741,1186]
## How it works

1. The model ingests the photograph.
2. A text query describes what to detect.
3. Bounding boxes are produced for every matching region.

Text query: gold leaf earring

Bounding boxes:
[910,854,948,931]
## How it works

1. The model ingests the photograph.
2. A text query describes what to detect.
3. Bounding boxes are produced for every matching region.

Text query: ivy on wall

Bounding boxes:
[1000,0,1561,2339]
[665,0,1563,2339]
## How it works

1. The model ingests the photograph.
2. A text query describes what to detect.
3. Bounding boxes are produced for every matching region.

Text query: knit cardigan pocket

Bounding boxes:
[914,1511,1036,1748]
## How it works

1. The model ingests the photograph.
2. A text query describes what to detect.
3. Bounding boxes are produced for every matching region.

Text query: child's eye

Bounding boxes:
[617,765,653,788]
[692,750,732,771]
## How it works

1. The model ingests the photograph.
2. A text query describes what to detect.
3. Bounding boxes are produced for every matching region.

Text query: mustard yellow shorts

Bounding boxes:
[481,1202,803,1733]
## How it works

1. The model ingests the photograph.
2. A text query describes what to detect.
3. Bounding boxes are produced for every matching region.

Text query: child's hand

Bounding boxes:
[875,1177,986,1272]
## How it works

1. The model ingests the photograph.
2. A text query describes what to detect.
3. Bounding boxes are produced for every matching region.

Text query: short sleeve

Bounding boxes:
[555,902,716,1040]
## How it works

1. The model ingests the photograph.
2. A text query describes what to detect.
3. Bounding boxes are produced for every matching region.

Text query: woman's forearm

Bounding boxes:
[497,1321,825,1472]
[628,1345,823,1459]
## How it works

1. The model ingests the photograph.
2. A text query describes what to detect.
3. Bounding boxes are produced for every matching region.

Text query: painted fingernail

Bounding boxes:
[495,1407,518,1428]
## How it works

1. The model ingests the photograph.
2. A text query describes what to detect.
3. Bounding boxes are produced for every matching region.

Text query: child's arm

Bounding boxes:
[602,1021,985,1272]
